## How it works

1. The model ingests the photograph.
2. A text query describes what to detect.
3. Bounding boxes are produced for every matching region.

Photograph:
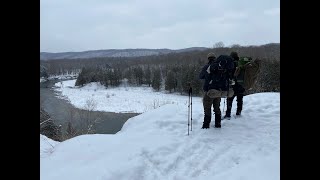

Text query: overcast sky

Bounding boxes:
[40,0,280,53]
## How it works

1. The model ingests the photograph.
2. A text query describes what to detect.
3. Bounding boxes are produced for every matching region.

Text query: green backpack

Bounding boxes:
[234,57,261,90]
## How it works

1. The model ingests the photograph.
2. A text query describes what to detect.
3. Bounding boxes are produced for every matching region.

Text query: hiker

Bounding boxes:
[199,52,234,129]
[223,52,261,119]
[224,52,243,119]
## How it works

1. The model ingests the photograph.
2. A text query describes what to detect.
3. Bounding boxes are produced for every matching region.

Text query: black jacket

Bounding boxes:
[199,63,210,91]
[199,57,234,91]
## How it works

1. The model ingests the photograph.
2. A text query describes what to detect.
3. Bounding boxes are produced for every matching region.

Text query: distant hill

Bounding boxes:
[40,47,209,60]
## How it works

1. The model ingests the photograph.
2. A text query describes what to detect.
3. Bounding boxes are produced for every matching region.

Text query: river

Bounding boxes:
[40,79,139,135]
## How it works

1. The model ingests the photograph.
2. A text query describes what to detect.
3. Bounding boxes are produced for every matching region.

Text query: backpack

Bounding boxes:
[234,57,261,90]
[206,55,234,98]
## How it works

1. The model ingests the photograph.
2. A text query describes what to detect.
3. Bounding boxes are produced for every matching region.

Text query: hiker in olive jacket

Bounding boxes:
[224,52,245,119]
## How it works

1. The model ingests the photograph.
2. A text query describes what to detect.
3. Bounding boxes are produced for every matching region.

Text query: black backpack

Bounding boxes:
[206,55,234,86]
[205,55,234,98]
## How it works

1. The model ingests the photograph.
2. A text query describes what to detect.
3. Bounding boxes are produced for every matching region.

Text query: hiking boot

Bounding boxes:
[214,124,221,128]
[214,114,221,128]
[236,102,242,116]
[223,115,231,120]
[202,122,210,129]
[202,115,211,129]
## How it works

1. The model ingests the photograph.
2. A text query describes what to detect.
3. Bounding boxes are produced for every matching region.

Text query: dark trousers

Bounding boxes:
[225,83,245,116]
[203,93,221,126]
[226,94,243,116]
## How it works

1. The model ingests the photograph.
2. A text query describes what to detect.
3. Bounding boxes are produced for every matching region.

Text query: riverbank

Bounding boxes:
[40,79,139,137]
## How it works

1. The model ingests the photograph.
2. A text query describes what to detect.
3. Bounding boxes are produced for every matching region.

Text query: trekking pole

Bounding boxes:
[223,79,229,115]
[188,83,190,136]
[189,83,193,132]
[223,98,226,114]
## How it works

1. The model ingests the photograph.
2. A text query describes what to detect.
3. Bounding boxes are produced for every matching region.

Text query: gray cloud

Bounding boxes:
[41,0,280,52]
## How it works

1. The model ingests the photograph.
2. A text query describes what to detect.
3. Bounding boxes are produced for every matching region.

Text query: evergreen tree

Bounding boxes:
[165,70,175,93]
[152,68,161,91]
[145,66,152,87]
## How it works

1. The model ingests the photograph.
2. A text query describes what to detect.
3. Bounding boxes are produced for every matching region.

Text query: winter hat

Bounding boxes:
[207,52,216,59]
[230,51,239,60]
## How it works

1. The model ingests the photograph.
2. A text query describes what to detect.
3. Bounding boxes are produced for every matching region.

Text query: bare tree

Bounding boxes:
[40,108,61,141]
[78,98,100,134]
[63,106,78,140]
[213,41,225,48]
[231,44,241,48]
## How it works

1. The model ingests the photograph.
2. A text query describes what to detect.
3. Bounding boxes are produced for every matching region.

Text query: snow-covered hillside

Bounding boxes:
[41,87,280,180]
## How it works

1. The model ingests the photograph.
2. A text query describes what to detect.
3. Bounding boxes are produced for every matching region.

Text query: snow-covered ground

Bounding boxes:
[53,80,199,113]
[47,74,78,80]
[40,77,47,83]
[40,134,60,158]
[41,83,280,180]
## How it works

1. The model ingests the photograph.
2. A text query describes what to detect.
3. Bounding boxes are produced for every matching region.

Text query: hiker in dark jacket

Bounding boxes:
[224,52,245,119]
[199,53,233,128]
